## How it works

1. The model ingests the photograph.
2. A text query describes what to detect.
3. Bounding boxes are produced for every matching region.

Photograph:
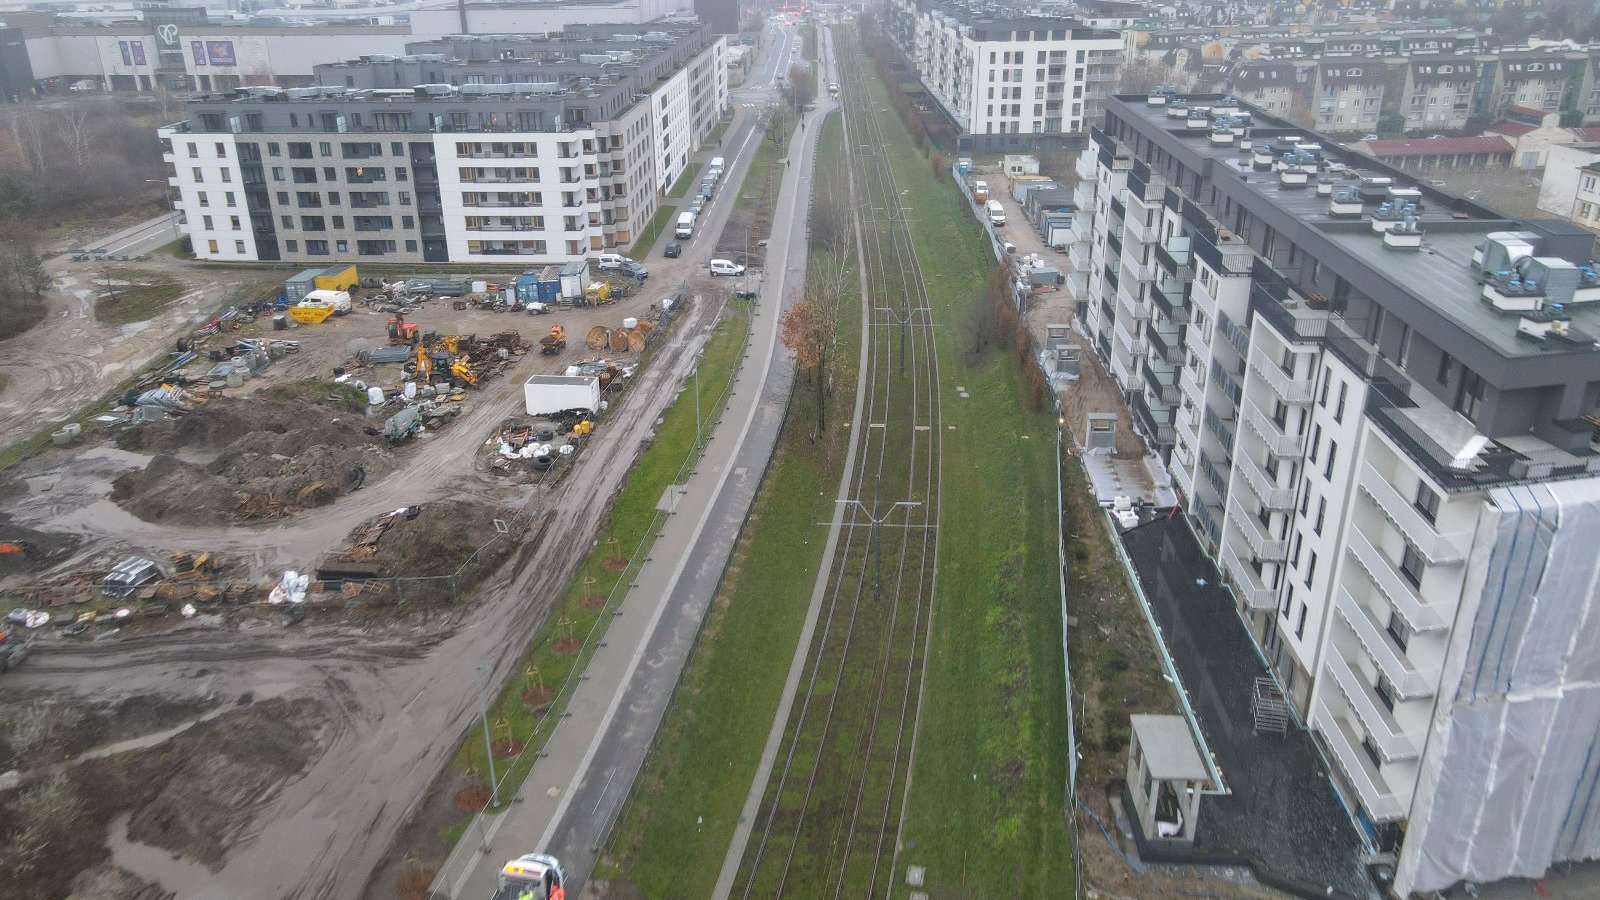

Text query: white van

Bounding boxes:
[708,259,746,276]
[676,211,696,238]
[986,200,1006,227]
[300,289,353,314]
[709,156,725,175]
[594,252,627,270]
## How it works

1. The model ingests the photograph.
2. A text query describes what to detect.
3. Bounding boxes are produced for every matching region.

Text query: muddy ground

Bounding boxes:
[0,694,322,900]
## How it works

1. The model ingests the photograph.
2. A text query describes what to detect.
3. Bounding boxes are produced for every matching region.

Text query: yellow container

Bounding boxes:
[313,264,358,292]
[288,304,335,324]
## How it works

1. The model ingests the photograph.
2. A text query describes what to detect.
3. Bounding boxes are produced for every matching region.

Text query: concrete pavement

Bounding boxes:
[433,24,830,900]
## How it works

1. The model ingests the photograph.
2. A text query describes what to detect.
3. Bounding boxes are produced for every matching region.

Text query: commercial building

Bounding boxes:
[158,23,728,264]
[885,0,1123,149]
[1069,93,1600,896]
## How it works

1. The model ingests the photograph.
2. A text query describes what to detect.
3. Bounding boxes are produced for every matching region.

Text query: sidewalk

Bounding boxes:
[435,28,831,900]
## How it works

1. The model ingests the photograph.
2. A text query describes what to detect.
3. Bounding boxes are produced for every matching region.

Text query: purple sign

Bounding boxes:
[205,40,236,67]
[191,40,207,66]
[130,41,146,66]
[118,41,131,67]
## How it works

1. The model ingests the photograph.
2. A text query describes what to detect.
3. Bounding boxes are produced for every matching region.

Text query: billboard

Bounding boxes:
[205,41,236,67]
[191,40,206,66]
[130,41,146,66]
[118,41,131,67]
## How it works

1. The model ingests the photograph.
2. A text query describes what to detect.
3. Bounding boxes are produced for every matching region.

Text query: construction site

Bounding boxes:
[0,238,746,898]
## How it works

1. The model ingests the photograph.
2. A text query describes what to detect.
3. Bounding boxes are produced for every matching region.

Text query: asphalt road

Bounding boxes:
[434,22,824,899]
[81,210,182,258]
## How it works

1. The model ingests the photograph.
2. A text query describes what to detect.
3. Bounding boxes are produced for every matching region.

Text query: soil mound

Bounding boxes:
[113,398,395,525]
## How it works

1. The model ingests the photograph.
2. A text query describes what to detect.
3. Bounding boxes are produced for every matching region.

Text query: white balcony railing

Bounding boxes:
[1358,464,1471,564]
[1228,501,1288,561]
[1323,645,1420,762]
[1336,586,1441,700]
[1344,529,1446,632]
[1236,450,1295,509]
[1312,699,1408,822]
[1241,398,1306,457]
[1248,346,1315,404]
[1221,541,1280,609]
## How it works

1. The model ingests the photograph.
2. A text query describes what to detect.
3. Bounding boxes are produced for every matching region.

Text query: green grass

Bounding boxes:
[93,269,185,326]
[629,203,679,260]
[442,301,753,818]
[735,128,789,215]
[596,112,856,899]
[706,112,733,148]
[801,23,817,64]
[668,162,704,199]
[834,28,1076,897]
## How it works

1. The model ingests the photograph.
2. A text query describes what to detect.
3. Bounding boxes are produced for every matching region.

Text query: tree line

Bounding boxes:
[0,97,169,225]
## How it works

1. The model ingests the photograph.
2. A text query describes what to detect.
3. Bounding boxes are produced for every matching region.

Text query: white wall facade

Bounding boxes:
[651,62,694,194]
[162,127,258,261]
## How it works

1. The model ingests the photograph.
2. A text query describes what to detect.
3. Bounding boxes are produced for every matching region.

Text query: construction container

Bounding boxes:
[313,264,359,292]
[514,271,560,306]
[524,374,601,415]
[284,268,324,304]
[558,260,590,301]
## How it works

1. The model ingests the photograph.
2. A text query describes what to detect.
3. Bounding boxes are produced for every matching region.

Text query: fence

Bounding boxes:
[427,292,758,897]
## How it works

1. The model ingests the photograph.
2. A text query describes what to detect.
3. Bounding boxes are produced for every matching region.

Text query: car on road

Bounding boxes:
[709,259,746,277]
[493,853,564,900]
[664,241,682,258]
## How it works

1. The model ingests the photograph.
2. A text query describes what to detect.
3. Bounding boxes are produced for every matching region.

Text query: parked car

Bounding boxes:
[709,259,746,277]
[664,242,682,258]
[619,260,649,281]
[594,253,629,271]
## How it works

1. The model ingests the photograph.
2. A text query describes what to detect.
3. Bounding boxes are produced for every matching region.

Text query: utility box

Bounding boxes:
[314,264,359,292]
[284,268,324,303]
[524,374,601,415]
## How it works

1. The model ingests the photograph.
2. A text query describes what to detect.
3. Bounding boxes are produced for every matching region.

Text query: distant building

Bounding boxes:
[694,0,741,34]
[885,0,1123,150]
[1537,146,1600,233]
[159,24,728,265]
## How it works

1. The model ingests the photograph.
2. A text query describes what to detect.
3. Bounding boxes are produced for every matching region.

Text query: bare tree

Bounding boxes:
[54,104,94,171]
[783,62,816,112]
[3,108,48,176]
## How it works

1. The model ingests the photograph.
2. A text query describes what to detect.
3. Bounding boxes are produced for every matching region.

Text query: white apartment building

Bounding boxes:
[159,25,727,265]
[1073,94,1600,897]
[886,0,1122,147]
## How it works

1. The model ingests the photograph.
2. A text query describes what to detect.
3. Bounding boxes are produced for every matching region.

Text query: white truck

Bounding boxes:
[492,854,565,900]
[299,289,354,315]
[986,199,1006,227]
[675,210,696,238]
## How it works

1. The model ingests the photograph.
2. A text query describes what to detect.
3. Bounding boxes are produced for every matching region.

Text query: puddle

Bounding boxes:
[105,813,215,895]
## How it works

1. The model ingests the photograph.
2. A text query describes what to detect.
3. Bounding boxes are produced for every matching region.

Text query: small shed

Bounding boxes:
[1003,153,1041,177]
[1126,714,1208,845]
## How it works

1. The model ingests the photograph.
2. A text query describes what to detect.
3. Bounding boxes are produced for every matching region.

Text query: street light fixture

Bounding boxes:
[837,498,921,601]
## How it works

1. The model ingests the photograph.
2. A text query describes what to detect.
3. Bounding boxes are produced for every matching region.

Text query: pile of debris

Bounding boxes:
[112,395,396,526]
[353,328,530,390]
[484,414,592,478]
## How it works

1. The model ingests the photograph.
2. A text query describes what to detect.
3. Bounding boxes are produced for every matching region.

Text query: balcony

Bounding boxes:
[1124,214,1157,246]
[1209,361,1243,408]
[1221,541,1279,610]
[1175,406,1201,457]
[1198,450,1230,499]
[1188,271,1217,317]
[1111,349,1134,388]
[1120,245,1155,283]
[1336,587,1440,700]
[1312,701,1406,822]
[1131,391,1176,445]
[1073,181,1095,210]
[1113,317,1145,360]
[1117,282,1151,321]
[1147,326,1185,365]
[1248,346,1315,404]
[1242,398,1305,457]
[1236,450,1295,509]
[1184,322,1211,361]
[1143,361,1180,406]
[1203,408,1236,455]
[1068,244,1090,271]
[1155,240,1191,277]
[1357,464,1470,564]
[1345,529,1446,632]
[1172,446,1196,498]
[1324,643,1421,763]
[1076,153,1097,181]
[1151,278,1190,323]
[1180,365,1206,406]
[1228,502,1288,561]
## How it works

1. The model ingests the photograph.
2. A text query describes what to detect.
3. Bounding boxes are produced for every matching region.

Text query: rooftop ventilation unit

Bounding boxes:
[1329,187,1364,217]
[1383,216,1424,250]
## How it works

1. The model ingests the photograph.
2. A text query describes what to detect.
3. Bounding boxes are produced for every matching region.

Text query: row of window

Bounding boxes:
[284,215,413,232]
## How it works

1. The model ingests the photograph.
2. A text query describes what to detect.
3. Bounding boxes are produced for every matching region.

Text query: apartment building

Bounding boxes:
[158,24,728,264]
[1313,61,1386,133]
[885,0,1123,148]
[1070,93,1600,897]
[1494,50,1569,117]
[1399,55,1480,131]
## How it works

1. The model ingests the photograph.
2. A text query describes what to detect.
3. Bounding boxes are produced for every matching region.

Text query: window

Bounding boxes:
[272,167,285,182]
[1361,731,1384,769]
[1282,584,1295,617]
[187,142,198,158]
[391,142,405,156]
[405,240,418,252]
[399,191,412,206]
[1399,541,1426,589]
[1309,424,1323,463]
[215,142,227,157]
[235,240,245,254]
[306,239,329,256]
[197,191,209,208]
[268,142,281,157]
[1300,479,1312,515]
[331,216,344,229]
[225,192,236,207]
[207,239,218,253]
[1375,672,1398,712]
[1455,369,1486,423]
[285,240,298,252]
[1315,498,1326,536]
[281,215,293,229]
[1334,382,1348,423]
[1387,610,1414,651]
[201,215,213,229]
[1296,602,1307,639]
[1414,482,1442,524]
[220,170,232,184]
[1304,551,1317,588]
[230,216,241,230]
[1437,351,1457,384]
[192,167,204,182]
[1319,367,1331,406]
[319,142,332,157]
[396,167,408,182]
[301,216,325,231]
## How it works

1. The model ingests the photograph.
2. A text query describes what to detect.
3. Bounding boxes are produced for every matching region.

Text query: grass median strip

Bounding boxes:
[668,162,704,199]
[595,112,857,898]
[629,203,677,260]
[836,27,1078,896]
[440,300,753,830]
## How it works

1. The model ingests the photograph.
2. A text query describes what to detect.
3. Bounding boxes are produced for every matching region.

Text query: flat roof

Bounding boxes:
[1131,714,1209,781]
[1115,97,1600,360]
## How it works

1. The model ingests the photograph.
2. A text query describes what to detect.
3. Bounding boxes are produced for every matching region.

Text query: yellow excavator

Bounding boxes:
[450,354,479,386]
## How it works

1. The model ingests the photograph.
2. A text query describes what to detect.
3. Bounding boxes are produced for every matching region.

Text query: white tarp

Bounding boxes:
[1396,477,1600,896]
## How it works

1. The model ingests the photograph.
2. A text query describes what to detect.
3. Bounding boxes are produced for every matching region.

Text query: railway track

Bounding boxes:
[735,25,944,899]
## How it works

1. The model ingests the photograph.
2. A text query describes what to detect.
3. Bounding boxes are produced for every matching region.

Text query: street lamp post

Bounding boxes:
[837,498,921,601]
[474,665,501,808]
[874,306,932,375]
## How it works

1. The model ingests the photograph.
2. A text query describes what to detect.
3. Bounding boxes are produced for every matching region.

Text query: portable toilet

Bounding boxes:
[284,268,323,304]
[956,157,972,176]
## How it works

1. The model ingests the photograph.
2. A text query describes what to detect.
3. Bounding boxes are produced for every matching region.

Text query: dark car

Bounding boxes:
[664,242,682,258]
